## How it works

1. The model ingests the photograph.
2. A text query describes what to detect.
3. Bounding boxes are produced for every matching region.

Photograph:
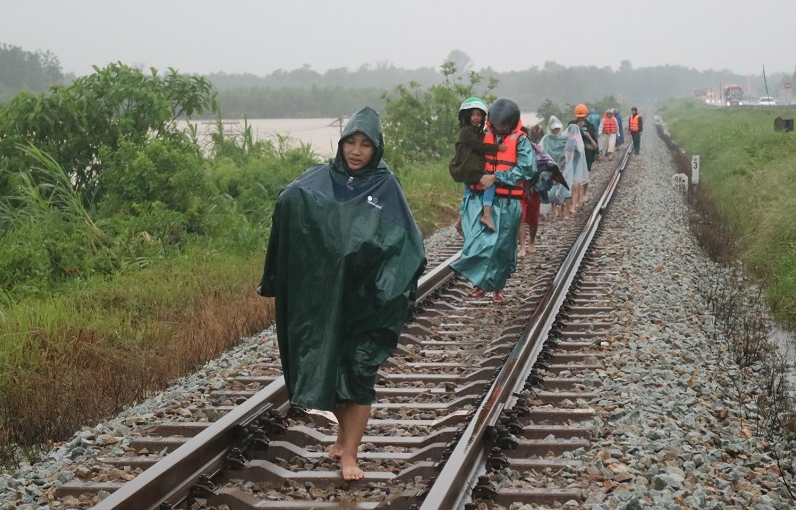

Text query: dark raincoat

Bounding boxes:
[258,107,426,410]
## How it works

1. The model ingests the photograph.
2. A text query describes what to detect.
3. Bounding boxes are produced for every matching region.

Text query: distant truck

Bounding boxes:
[724,84,744,106]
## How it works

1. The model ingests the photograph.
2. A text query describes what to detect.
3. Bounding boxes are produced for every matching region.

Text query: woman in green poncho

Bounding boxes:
[258,106,426,480]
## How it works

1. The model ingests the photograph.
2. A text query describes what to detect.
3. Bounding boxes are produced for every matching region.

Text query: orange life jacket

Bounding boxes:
[469,122,526,198]
[602,116,617,133]
[629,114,642,132]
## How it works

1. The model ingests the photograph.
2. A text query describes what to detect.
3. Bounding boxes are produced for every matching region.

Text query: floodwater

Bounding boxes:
[177,118,344,157]
[177,112,541,158]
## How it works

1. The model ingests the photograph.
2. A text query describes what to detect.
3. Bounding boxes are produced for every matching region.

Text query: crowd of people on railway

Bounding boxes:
[257,98,643,481]
[448,97,642,304]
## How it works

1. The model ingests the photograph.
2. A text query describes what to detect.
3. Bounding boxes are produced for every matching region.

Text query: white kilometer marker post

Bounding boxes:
[671,174,688,192]
[691,155,700,185]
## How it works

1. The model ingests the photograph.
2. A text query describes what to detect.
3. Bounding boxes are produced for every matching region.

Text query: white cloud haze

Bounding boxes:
[2,0,794,77]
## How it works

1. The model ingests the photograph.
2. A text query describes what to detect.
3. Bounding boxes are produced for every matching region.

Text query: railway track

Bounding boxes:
[55,147,632,510]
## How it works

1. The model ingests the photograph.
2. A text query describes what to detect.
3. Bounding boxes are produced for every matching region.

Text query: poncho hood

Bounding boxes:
[330,106,388,178]
[548,116,564,133]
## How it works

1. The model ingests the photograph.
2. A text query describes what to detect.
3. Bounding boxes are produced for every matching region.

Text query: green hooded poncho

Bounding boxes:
[258,107,426,410]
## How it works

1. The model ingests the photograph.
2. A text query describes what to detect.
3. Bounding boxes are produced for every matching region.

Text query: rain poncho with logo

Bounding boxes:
[258,107,426,410]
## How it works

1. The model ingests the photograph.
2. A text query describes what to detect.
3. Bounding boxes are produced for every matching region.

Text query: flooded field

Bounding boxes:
[178,112,540,158]
[177,118,344,157]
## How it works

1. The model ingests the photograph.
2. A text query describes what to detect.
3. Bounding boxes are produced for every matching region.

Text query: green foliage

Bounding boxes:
[207,132,320,226]
[0,62,217,207]
[0,215,117,303]
[535,99,567,128]
[98,137,211,228]
[589,96,622,116]
[398,160,463,237]
[381,61,498,165]
[0,144,105,242]
[0,146,114,302]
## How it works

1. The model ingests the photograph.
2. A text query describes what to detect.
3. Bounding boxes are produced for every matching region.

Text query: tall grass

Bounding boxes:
[659,100,796,326]
[399,160,462,236]
[0,144,105,242]
[0,252,271,464]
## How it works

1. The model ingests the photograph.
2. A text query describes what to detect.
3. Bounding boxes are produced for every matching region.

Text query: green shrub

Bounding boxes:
[0,216,116,301]
[98,138,211,223]
[382,60,497,164]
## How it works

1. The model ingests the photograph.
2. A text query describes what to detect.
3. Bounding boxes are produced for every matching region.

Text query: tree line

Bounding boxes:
[0,43,75,101]
[1,44,793,119]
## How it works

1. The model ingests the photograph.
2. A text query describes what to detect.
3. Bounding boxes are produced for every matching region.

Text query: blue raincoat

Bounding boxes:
[615,112,625,146]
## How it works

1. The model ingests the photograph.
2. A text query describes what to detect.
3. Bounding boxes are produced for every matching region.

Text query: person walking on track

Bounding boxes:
[629,106,643,155]
[451,98,537,304]
[258,106,426,481]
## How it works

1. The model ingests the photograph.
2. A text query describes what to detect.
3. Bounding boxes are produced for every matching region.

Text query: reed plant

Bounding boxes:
[0,144,105,242]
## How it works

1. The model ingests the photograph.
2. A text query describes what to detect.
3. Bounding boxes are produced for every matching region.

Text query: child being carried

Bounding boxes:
[449,97,506,232]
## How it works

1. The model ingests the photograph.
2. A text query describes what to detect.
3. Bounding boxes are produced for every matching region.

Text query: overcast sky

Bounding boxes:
[2,0,794,78]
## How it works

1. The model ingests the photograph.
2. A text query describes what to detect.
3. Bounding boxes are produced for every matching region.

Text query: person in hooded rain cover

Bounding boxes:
[258,106,426,480]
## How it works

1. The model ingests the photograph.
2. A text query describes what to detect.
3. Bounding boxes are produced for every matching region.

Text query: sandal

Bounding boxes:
[492,291,506,304]
[468,287,486,298]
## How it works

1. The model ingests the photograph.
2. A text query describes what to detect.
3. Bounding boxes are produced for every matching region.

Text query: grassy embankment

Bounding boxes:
[658,99,796,327]
[0,156,461,464]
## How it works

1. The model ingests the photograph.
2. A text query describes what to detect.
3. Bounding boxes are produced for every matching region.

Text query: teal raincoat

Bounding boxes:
[258,107,426,410]
[450,133,537,292]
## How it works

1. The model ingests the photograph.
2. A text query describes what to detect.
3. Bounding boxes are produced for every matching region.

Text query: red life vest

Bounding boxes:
[629,114,642,132]
[469,122,526,198]
[602,116,617,133]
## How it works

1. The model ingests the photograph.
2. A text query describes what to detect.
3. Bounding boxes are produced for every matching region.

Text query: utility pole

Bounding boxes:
[763,65,769,98]
[329,116,345,137]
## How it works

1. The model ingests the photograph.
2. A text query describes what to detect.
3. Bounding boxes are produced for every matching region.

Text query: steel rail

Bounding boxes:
[90,251,458,510]
[416,250,459,303]
[91,380,287,510]
[419,147,630,510]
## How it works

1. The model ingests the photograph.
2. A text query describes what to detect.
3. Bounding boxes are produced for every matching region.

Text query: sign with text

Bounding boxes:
[671,173,688,192]
[691,155,700,184]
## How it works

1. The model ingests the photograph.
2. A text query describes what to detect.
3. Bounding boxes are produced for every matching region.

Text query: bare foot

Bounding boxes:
[328,443,343,459]
[480,216,496,232]
[340,454,365,481]
[518,249,526,259]
[528,244,536,253]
